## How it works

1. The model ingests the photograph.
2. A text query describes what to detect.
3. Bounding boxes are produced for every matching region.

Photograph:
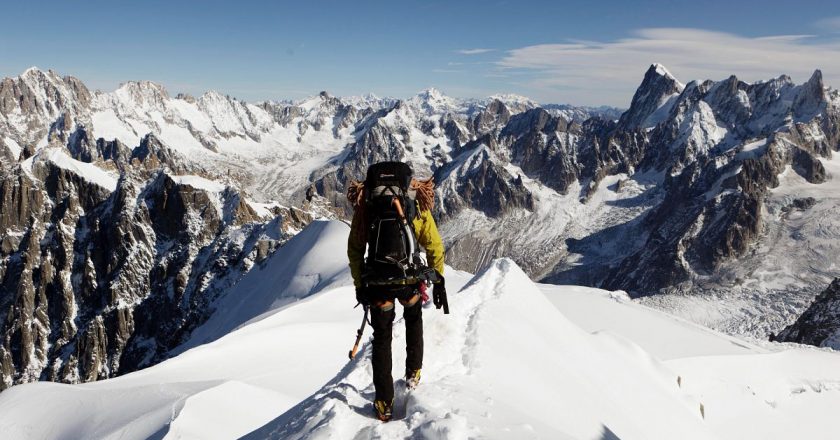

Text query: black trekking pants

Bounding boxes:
[370,286,423,403]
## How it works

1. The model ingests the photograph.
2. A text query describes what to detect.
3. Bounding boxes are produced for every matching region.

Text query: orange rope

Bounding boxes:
[410,177,435,211]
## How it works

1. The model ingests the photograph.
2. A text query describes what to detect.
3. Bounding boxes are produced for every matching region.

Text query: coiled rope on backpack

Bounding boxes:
[347,177,435,243]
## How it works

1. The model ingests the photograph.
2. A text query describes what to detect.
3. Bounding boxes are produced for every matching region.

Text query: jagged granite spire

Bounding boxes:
[618,63,685,129]
[792,69,827,120]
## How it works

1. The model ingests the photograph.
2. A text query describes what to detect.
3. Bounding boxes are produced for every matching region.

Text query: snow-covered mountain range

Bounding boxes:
[2,64,840,393]
[0,67,620,390]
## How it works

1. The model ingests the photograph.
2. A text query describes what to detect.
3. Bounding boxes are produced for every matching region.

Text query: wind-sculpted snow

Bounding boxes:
[246,259,713,440]
[173,220,352,353]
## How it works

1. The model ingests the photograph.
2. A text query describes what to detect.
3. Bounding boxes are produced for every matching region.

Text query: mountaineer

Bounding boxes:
[347,161,448,422]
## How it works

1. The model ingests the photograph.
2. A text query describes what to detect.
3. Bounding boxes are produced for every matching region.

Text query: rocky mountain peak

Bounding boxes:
[410,87,461,115]
[485,94,538,115]
[417,87,445,101]
[19,66,64,86]
[807,69,824,90]
[21,65,43,76]
[175,93,196,104]
[113,80,171,112]
[792,69,827,119]
[651,63,684,87]
[130,133,191,173]
[0,68,93,148]
[199,89,227,101]
[294,91,342,112]
[618,63,686,129]
[473,99,512,135]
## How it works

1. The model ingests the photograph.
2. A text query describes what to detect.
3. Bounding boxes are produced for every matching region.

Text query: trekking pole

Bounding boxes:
[348,305,369,360]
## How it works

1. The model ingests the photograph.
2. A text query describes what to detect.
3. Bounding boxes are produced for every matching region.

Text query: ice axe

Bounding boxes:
[348,305,369,360]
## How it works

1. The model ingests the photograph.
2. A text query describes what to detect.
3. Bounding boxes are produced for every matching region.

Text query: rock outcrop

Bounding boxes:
[0,149,308,390]
[776,278,840,349]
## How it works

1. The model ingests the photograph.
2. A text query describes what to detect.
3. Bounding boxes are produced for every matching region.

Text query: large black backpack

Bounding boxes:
[363,162,423,284]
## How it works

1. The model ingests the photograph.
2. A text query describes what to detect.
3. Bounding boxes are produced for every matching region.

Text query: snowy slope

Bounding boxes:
[25,147,120,191]
[251,259,714,440]
[540,284,763,360]
[2,223,840,439]
[0,221,365,440]
[174,220,358,353]
[668,349,840,440]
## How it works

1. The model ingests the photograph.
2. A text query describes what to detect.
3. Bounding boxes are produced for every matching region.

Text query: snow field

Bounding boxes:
[541,284,763,360]
[667,350,840,440]
[25,147,120,192]
[3,136,22,158]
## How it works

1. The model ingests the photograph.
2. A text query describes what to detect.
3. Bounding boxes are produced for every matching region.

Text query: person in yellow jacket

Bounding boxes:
[346,162,446,422]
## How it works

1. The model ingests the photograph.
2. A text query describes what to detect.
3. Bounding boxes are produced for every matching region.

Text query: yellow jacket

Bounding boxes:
[348,207,445,289]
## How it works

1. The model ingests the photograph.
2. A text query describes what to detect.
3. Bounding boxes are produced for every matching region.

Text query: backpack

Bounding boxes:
[363,161,424,284]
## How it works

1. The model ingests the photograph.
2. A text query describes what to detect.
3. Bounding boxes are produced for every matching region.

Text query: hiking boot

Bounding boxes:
[374,399,393,422]
[405,368,421,390]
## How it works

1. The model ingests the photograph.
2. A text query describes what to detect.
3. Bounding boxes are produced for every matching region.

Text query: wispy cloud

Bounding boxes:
[497,28,840,106]
[815,16,840,33]
[432,68,464,74]
[457,48,495,55]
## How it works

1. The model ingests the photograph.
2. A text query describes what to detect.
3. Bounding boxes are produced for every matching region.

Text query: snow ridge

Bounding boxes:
[249,259,711,440]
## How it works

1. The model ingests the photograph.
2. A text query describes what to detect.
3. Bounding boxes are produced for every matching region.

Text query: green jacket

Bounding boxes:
[348,207,445,289]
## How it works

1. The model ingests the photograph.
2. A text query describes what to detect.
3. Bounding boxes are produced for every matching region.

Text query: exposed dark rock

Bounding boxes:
[0,69,92,147]
[792,148,827,183]
[473,99,511,135]
[0,154,307,390]
[130,133,192,174]
[781,197,817,213]
[618,64,684,129]
[436,147,534,220]
[776,278,840,349]
[175,93,196,104]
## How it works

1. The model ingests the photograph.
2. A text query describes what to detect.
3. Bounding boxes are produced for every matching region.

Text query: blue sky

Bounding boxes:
[2,0,840,106]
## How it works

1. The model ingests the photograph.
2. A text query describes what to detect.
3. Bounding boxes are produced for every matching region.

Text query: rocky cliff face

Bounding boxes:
[776,278,840,349]
[0,68,92,149]
[0,149,313,389]
[595,70,836,295]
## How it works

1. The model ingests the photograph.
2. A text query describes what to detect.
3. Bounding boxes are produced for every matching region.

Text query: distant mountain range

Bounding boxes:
[1,63,839,390]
